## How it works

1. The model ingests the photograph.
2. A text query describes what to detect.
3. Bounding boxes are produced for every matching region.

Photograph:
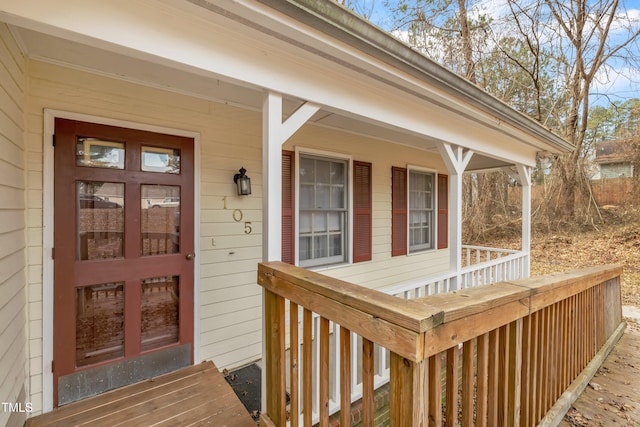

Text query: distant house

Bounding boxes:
[0,0,572,424]
[595,140,636,178]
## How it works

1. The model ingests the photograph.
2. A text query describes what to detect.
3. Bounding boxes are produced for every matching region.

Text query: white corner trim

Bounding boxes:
[41,109,201,412]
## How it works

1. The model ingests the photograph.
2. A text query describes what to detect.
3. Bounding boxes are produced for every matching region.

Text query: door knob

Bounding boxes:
[186,253,195,260]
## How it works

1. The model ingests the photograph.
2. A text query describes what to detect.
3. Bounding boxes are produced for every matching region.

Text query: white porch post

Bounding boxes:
[516,165,532,277]
[261,91,320,410]
[437,143,473,290]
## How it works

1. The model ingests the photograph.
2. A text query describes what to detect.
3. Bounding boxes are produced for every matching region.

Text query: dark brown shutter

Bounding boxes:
[437,174,449,249]
[282,150,295,264]
[391,167,407,256]
[353,161,372,263]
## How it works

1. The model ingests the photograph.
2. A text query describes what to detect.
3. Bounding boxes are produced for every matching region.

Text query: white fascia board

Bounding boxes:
[0,0,539,165]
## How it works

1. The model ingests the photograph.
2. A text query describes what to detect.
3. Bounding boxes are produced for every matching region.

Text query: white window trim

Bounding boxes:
[406,165,438,255]
[42,109,201,412]
[294,147,353,269]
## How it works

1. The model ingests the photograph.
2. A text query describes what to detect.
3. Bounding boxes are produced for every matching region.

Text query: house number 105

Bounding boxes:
[232,209,252,234]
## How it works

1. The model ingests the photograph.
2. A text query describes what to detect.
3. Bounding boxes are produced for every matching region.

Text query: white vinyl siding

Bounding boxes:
[25,59,452,416]
[0,23,28,427]
[26,60,265,412]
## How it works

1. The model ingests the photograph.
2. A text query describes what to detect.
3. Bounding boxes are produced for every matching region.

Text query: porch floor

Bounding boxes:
[560,322,640,426]
[25,361,255,427]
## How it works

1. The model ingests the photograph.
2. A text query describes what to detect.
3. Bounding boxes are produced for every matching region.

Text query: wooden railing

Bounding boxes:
[258,262,623,427]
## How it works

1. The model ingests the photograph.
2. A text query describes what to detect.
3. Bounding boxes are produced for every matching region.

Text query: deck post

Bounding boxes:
[263,289,287,426]
[389,353,428,426]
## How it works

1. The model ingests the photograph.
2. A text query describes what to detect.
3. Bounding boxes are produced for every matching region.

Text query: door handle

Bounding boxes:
[186,253,195,260]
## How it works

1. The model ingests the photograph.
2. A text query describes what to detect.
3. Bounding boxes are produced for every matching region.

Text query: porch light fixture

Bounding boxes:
[233,167,252,196]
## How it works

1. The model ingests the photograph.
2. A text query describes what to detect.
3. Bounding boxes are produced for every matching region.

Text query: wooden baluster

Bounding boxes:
[508,319,522,426]
[535,310,545,422]
[446,346,459,427]
[362,338,374,427]
[340,327,351,427]
[520,315,532,426]
[303,309,313,426]
[562,298,569,393]
[487,330,499,426]
[498,325,509,424]
[461,339,475,426]
[319,317,329,427]
[476,333,489,427]
[428,353,442,426]
[290,302,299,427]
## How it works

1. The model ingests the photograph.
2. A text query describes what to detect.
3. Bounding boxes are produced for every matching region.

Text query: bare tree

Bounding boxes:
[504,0,640,220]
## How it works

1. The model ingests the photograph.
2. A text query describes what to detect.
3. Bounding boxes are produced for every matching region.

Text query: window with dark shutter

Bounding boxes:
[391,167,407,256]
[437,174,449,249]
[282,150,295,264]
[353,161,372,263]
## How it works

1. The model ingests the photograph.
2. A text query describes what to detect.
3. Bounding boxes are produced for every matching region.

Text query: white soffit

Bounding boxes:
[2,0,540,167]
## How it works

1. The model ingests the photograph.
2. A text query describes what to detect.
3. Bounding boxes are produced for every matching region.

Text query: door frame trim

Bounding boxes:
[42,109,201,412]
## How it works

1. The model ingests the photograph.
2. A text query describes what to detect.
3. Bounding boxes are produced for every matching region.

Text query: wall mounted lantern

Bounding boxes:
[233,167,252,196]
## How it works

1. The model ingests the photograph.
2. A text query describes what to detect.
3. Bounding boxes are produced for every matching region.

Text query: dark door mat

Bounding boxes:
[224,364,262,422]
[223,363,290,423]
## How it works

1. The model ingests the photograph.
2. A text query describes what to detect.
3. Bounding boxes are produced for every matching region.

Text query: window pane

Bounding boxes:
[331,162,344,184]
[77,182,124,261]
[76,283,124,367]
[141,146,180,174]
[328,212,341,232]
[331,186,344,208]
[76,138,124,169]
[141,276,179,351]
[313,213,327,232]
[299,213,311,233]
[299,157,314,183]
[141,185,180,256]
[316,184,330,208]
[300,184,314,209]
[299,236,311,261]
[314,235,328,259]
[316,160,330,184]
[330,234,342,257]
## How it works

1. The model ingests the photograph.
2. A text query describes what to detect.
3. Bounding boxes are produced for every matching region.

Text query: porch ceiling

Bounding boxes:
[12,25,510,171]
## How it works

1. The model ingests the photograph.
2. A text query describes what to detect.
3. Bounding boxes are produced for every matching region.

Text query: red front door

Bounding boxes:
[53,118,195,406]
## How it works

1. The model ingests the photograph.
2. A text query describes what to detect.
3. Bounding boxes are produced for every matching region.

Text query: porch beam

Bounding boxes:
[516,165,531,277]
[439,143,473,175]
[262,91,320,262]
[437,143,474,289]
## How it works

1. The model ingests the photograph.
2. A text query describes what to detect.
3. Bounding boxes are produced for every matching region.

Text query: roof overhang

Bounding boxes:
[0,0,572,170]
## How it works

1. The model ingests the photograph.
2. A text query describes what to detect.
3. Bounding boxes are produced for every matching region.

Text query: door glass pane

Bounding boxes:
[76,282,124,367]
[76,138,125,169]
[141,276,179,351]
[141,146,180,174]
[77,182,124,260]
[141,185,180,256]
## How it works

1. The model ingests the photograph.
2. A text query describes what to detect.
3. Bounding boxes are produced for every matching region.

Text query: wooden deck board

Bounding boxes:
[25,361,256,427]
[559,325,640,427]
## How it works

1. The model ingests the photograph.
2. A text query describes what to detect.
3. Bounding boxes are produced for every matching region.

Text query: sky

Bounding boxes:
[346,0,640,106]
